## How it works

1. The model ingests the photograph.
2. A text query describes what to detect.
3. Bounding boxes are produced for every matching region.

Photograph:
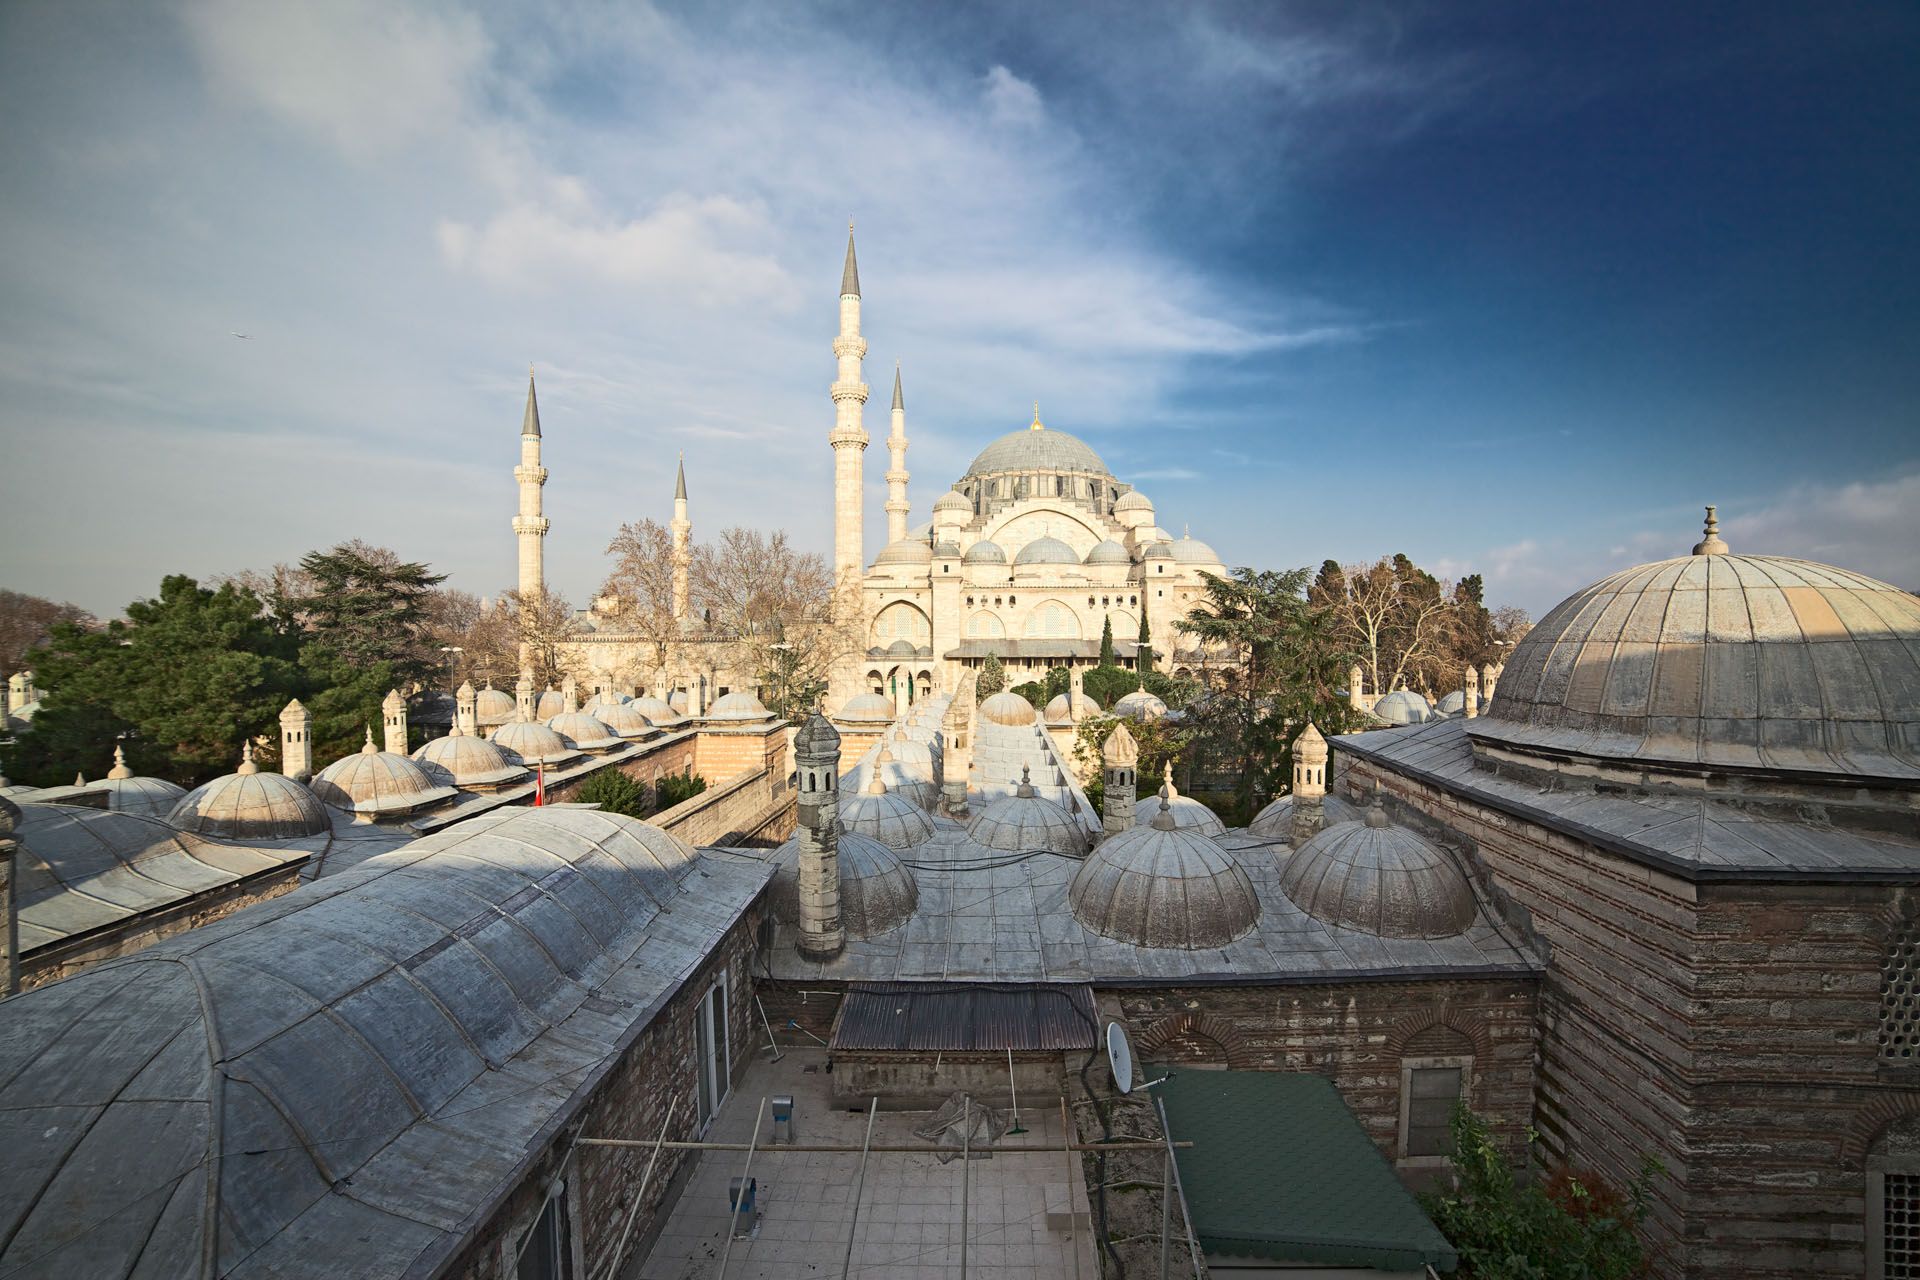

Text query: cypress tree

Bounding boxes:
[1098,616,1115,667]
[1136,611,1153,689]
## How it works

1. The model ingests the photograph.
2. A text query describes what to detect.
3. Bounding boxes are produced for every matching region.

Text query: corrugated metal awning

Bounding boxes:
[830,982,1099,1052]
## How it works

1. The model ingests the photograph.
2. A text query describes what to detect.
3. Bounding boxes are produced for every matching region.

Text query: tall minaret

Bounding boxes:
[830,224,869,603]
[514,367,549,603]
[884,362,909,544]
[671,453,691,620]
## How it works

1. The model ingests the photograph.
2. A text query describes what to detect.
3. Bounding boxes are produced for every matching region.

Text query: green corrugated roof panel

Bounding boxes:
[1156,1069,1458,1272]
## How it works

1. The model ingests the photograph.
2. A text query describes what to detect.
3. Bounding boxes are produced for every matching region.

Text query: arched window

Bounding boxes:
[969,611,1006,639]
[1399,1024,1475,1165]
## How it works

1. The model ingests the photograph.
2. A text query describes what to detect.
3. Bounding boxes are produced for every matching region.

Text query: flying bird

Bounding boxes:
[229,331,252,340]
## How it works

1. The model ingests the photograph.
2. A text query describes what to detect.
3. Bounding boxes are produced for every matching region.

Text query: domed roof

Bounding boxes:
[968,770,1085,854]
[1170,535,1222,565]
[1113,490,1154,513]
[95,746,186,818]
[964,422,1111,479]
[979,690,1039,726]
[1044,691,1104,724]
[1113,689,1169,721]
[1469,512,1920,783]
[706,690,773,722]
[933,540,962,558]
[491,718,583,767]
[586,690,631,710]
[1014,536,1079,567]
[534,689,566,719]
[1279,798,1476,938]
[312,731,457,817]
[886,638,917,658]
[169,745,330,839]
[841,775,936,849]
[963,539,1008,565]
[473,686,517,725]
[933,488,972,513]
[413,724,528,789]
[630,695,687,726]
[770,830,917,938]
[875,536,933,566]
[1142,541,1175,561]
[1372,689,1432,726]
[1069,799,1259,948]
[594,700,657,738]
[546,711,624,752]
[1134,767,1225,836]
[835,692,897,725]
[1084,539,1132,566]
[1435,690,1467,717]
[1248,795,1293,838]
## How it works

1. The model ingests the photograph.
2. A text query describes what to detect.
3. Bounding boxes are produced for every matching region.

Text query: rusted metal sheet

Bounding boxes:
[830,981,1098,1051]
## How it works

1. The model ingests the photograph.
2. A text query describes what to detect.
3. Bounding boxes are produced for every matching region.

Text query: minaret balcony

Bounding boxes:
[514,465,548,486]
[832,336,868,359]
[512,516,550,537]
[830,380,870,403]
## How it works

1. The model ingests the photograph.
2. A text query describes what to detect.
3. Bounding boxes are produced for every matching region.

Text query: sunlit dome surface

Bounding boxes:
[964,424,1111,479]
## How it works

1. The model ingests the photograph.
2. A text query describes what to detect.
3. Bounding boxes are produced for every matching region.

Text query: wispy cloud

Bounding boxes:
[982,65,1044,129]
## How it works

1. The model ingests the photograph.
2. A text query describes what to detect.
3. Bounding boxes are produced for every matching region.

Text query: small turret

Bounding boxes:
[1101,721,1139,837]
[792,713,845,960]
[1289,723,1328,847]
[382,689,408,755]
[279,699,313,781]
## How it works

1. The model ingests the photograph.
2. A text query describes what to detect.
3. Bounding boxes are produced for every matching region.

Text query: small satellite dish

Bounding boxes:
[1106,1020,1136,1095]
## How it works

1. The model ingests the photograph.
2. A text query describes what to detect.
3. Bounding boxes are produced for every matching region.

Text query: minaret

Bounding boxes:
[513,367,550,623]
[279,699,312,781]
[1101,721,1138,838]
[829,224,869,605]
[382,689,408,754]
[793,713,845,960]
[1290,723,1328,847]
[884,362,909,544]
[671,454,691,620]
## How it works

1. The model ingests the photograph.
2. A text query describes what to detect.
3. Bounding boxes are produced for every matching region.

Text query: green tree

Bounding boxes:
[277,541,448,686]
[574,768,648,817]
[1010,679,1047,709]
[1135,611,1153,689]
[977,653,1006,698]
[1082,663,1136,710]
[1098,615,1115,667]
[656,771,707,809]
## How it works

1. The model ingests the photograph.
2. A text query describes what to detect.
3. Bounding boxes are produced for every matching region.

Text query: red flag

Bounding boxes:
[534,760,545,806]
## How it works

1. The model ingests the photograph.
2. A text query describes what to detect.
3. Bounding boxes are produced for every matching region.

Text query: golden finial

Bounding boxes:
[1030,401,1043,431]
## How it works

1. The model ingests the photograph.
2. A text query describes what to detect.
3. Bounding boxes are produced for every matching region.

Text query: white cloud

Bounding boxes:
[982,65,1043,128]
[1726,472,1920,590]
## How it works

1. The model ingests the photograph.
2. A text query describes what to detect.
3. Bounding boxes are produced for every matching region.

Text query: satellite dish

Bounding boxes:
[1106,1021,1136,1095]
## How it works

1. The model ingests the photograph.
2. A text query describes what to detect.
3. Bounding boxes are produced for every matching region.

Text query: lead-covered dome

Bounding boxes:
[840,775,936,849]
[1133,768,1224,836]
[770,830,917,938]
[312,732,457,817]
[874,536,933,567]
[706,690,773,722]
[1113,689,1169,722]
[630,695,687,727]
[965,423,1111,479]
[492,718,583,767]
[1373,689,1432,726]
[1170,535,1222,565]
[547,711,623,752]
[169,745,330,839]
[1278,798,1476,938]
[835,692,897,725]
[968,771,1084,854]
[934,488,972,515]
[1113,490,1154,514]
[1014,536,1079,567]
[963,539,1008,566]
[594,700,656,738]
[1069,799,1259,948]
[96,746,187,818]
[413,724,528,789]
[979,690,1039,726]
[1469,510,1920,783]
[1085,539,1132,567]
[473,685,517,726]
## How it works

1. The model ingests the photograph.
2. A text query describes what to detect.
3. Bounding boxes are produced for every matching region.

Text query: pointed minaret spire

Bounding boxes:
[521,364,541,437]
[674,452,687,501]
[513,365,551,666]
[885,360,911,543]
[840,220,860,297]
[829,222,871,705]
[672,452,692,620]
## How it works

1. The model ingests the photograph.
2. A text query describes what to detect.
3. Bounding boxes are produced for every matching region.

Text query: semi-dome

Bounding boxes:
[1469,510,1920,783]
[840,775,936,849]
[473,685,517,726]
[1069,798,1259,948]
[169,745,330,839]
[1113,490,1154,514]
[886,638,917,658]
[1373,689,1432,726]
[1013,535,1079,567]
[979,690,1039,726]
[630,695,687,727]
[1134,767,1225,836]
[964,423,1111,479]
[874,536,933,567]
[835,692,898,725]
[96,746,187,818]
[312,731,457,818]
[968,770,1085,854]
[1170,535,1222,565]
[933,488,972,514]
[1084,539,1132,566]
[1278,798,1476,938]
[491,718,583,767]
[413,723,528,789]
[1113,689,1169,722]
[594,700,657,738]
[963,539,1008,565]
[770,830,917,938]
[706,690,772,722]
[546,711,624,752]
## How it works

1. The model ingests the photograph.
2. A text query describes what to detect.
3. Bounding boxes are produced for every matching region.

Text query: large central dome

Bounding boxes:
[964,421,1110,480]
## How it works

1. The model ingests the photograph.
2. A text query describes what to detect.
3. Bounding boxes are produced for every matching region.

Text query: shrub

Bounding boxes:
[573,768,648,818]
[655,771,707,810]
[1011,680,1047,709]
[977,654,1006,698]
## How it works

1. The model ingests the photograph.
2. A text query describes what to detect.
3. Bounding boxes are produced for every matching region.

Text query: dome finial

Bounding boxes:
[237,741,259,775]
[1017,763,1035,798]
[1692,504,1730,556]
[1162,759,1178,799]
[108,743,133,780]
[1031,400,1042,431]
[1365,784,1390,829]
[362,725,378,754]
[1150,794,1176,831]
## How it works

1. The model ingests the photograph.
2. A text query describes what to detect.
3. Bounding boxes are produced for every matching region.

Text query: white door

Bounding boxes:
[695,972,730,1127]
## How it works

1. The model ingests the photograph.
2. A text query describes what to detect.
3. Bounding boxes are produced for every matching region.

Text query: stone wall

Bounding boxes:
[692,723,788,792]
[654,767,795,849]
[445,901,766,1280]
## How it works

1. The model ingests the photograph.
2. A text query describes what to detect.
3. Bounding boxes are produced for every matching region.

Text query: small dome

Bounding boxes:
[1113,689,1169,722]
[630,695,687,726]
[835,692,898,725]
[963,540,1008,566]
[1248,795,1293,838]
[979,691,1039,726]
[95,748,186,819]
[312,732,456,817]
[586,690,631,710]
[547,711,624,752]
[1084,539,1132,566]
[887,638,917,658]
[594,701,657,738]
[473,686,517,726]
[169,747,329,839]
[933,489,972,514]
[1373,689,1432,726]
[1134,769,1224,836]
[968,772,1084,854]
[1013,536,1079,567]
[1044,691,1104,725]
[841,776,936,849]
[1435,690,1467,717]
[1142,541,1175,561]
[413,726,527,789]
[1279,799,1476,938]
[534,689,567,719]
[771,830,917,938]
[1113,490,1154,514]
[1170,535,1222,565]
[875,537,933,567]
[706,690,772,721]
[1069,800,1259,948]
[933,540,962,558]
[491,719,584,767]
[668,690,689,713]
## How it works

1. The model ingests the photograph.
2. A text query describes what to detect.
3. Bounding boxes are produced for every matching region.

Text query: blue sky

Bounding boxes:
[2,1,1915,619]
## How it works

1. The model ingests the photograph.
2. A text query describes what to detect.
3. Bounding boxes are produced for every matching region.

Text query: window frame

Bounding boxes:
[1397,1053,1473,1167]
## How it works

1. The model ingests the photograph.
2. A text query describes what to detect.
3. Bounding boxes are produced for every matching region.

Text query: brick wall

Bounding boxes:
[692,723,787,787]
[653,767,795,848]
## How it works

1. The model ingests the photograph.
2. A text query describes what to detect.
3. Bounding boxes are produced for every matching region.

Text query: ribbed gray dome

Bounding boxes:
[1069,807,1258,949]
[835,692,897,725]
[534,689,566,720]
[1134,777,1224,837]
[1014,536,1079,566]
[1248,795,1293,838]
[1044,692,1103,724]
[1435,690,1467,716]
[965,425,1110,478]
[1142,541,1174,561]
[1279,804,1476,938]
[706,691,772,721]
[96,770,187,819]
[473,686,517,726]
[963,540,1008,565]
[874,536,933,566]
[1113,690,1168,721]
[840,777,936,849]
[594,701,656,738]
[491,719,583,767]
[1084,539,1132,566]
[1113,490,1153,513]
[312,735,457,817]
[770,831,918,938]
[933,540,962,558]
[169,752,329,840]
[1170,536,1222,565]
[413,728,528,789]
[630,695,687,726]
[979,691,1039,726]
[968,780,1084,854]
[886,638,917,658]
[1373,689,1432,726]
[546,712,623,752]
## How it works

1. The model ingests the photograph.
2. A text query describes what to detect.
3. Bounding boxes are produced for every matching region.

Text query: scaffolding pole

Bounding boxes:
[1155,1096,1208,1279]
[715,1096,768,1280]
[960,1095,970,1279]
[597,1093,681,1280]
[840,1098,878,1280]
[576,1138,1187,1153]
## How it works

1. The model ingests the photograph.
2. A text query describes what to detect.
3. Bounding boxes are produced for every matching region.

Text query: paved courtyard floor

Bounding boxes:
[634,1049,1095,1279]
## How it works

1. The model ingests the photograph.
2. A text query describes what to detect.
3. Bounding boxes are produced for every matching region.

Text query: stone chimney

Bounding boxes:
[689,673,708,718]
[1464,665,1480,719]
[1289,723,1328,847]
[456,680,478,734]
[279,698,313,781]
[1101,721,1139,837]
[1482,662,1500,704]
[561,673,578,714]
[941,673,976,817]
[515,669,536,722]
[1348,663,1365,711]
[792,713,845,960]
[382,689,408,754]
